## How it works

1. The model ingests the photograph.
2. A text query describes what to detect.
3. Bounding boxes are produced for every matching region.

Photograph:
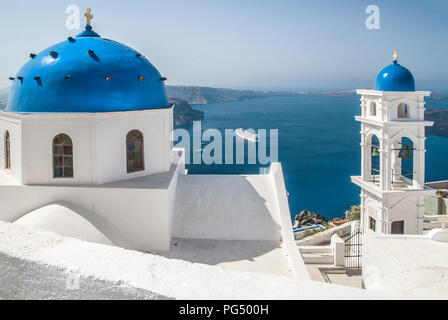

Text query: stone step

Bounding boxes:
[424,215,443,222]
[298,246,332,254]
[301,252,334,264]
[423,221,442,229]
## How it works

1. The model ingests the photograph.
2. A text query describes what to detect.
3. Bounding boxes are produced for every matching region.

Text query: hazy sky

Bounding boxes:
[0,0,447,91]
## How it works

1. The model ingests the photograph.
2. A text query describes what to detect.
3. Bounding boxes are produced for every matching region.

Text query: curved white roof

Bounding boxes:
[14,203,113,246]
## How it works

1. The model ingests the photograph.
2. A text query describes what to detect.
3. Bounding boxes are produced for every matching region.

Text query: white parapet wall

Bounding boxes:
[330,234,345,267]
[363,232,448,299]
[173,173,282,241]
[296,221,353,246]
[267,163,310,278]
[173,162,309,278]
[0,222,400,300]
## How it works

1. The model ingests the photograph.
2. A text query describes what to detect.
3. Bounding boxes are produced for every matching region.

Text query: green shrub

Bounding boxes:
[435,190,448,198]
[296,226,327,240]
[345,205,360,221]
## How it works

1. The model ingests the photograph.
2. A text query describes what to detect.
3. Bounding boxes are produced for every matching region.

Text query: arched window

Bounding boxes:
[5,131,10,169]
[126,130,144,173]
[397,103,410,118]
[370,102,377,116]
[53,134,73,178]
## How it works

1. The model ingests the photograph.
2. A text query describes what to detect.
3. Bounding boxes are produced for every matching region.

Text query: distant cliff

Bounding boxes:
[0,87,8,108]
[165,85,300,104]
[165,86,448,104]
[170,98,204,127]
[426,110,448,136]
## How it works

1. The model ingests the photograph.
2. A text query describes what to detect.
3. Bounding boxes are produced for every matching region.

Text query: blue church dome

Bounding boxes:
[6,25,169,113]
[374,56,415,92]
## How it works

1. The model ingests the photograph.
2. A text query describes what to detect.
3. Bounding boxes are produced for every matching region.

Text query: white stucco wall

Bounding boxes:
[173,173,282,241]
[22,115,94,184]
[386,196,420,234]
[93,109,172,184]
[363,232,448,299]
[0,108,172,185]
[0,222,399,300]
[268,163,309,278]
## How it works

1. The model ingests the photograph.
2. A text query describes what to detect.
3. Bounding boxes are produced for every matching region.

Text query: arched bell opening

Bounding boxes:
[365,134,380,184]
[369,102,377,117]
[391,137,414,187]
[397,103,410,119]
[370,135,380,184]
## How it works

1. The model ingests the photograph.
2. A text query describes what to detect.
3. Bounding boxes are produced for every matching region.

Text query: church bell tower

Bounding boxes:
[351,52,434,234]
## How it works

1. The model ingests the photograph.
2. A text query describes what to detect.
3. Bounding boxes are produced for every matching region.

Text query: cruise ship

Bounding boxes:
[234,128,259,142]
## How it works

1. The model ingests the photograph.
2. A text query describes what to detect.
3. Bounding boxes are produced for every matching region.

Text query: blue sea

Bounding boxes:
[178,96,448,220]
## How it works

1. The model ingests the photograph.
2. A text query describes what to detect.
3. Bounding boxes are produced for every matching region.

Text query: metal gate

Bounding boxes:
[344,231,362,272]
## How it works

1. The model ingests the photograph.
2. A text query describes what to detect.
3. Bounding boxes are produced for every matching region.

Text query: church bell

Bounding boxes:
[398,146,412,159]
[372,147,380,157]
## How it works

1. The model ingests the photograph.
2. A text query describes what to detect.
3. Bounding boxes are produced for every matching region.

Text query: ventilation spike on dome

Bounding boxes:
[138,76,145,81]
[49,51,58,58]
[105,76,112,81]
[29,53,36,59]
[17,76,23,83]
[88,50,100,62]
[160,77,167,82]
[68,36,75,43]
[34,76,42,86]
[8,77,14,81]
[136,53,142,57]
[65,75,71,80]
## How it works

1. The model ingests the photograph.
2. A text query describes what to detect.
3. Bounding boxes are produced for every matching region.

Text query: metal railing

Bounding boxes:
[370,167,416,187]
[344,230,362,273]
[371,167,380,183]
[391,168,414,184]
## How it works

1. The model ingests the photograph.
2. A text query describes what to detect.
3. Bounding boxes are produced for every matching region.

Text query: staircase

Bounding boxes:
[423,215,444,230]
[298,246,333,264]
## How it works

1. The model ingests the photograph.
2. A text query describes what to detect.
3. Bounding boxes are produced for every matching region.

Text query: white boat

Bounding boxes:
[234,128,259,142]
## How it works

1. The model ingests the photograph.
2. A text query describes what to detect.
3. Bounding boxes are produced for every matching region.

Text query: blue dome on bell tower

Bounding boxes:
[373,52,415,92]
[6,21,169,113]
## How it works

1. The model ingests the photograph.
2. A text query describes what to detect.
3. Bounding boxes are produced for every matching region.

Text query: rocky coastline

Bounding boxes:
[293,210,328,227]
[171,98,204,127]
